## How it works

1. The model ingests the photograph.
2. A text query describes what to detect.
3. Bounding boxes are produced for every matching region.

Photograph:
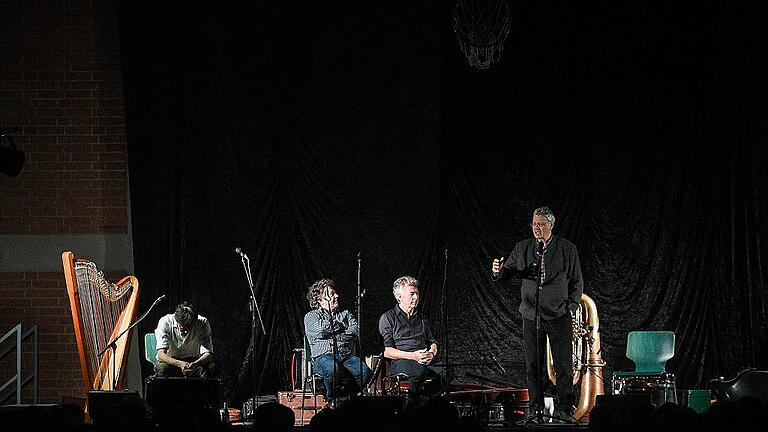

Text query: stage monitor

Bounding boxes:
[145,377,220,420]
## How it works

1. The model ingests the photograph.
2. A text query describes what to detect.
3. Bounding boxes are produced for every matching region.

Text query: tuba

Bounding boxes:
[546,293,605,423]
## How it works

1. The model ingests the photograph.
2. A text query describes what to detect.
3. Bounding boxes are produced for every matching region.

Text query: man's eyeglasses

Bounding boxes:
[530,222,551,228]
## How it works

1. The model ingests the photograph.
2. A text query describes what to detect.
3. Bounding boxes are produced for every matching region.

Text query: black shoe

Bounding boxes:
[517,415,543,426]
[551,408,574,424]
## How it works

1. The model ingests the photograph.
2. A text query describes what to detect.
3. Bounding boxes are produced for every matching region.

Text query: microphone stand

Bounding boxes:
[324,301,339,407]
[520,242,556,425]
[97,294,166,391]
[355,252,366,392]
[439,245,450,394]
[239,252,266,405]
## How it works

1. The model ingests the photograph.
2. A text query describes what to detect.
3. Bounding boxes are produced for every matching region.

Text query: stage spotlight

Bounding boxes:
[0,127,25,177]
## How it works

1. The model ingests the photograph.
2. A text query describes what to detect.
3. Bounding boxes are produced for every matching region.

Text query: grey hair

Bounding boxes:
[392,276,419,298]
[533,206,556,226]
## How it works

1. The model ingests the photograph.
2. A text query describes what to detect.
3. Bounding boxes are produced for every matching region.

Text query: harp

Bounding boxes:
[62,251,140,394]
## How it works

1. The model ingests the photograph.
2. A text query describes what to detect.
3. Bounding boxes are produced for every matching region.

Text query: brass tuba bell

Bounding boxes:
[546,293,605,423]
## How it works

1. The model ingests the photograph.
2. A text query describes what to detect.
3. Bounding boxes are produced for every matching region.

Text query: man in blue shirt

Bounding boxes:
[304,278,371,398]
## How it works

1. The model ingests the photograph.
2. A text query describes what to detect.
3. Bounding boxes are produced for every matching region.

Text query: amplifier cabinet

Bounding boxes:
[242,395,277,420]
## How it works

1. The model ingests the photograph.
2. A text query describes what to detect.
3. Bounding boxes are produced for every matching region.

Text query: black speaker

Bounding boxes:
[88,390,141,422]
[145,377,220,419]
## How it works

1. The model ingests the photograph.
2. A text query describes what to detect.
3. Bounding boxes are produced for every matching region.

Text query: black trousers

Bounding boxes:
[523,313,573,412]
[391,359,444,395]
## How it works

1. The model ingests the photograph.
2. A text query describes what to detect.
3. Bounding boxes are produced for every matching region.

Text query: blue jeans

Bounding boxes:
[313,354,371,398]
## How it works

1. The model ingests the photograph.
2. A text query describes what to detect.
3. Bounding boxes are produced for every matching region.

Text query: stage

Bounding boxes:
[232,423,589,431]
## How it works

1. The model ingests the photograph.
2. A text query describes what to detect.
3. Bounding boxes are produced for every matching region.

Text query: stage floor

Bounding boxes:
[232,421,589,431]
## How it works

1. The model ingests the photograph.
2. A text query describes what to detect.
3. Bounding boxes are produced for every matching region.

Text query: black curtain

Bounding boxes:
[119,1,768,402]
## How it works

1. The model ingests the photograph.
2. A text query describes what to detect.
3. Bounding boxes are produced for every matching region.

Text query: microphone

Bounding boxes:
[235,247,248,259]
[321,286,333,307]
[537,241,545,256]
[356,253,366,299]
[151,294,166,307]
[491,354,507,374]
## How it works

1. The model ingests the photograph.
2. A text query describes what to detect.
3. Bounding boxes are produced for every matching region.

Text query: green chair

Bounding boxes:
[298,336,326,426]
[301,335,361,397]
[144,333,158,366]
[302,336,320,394]
[612,331,676,405]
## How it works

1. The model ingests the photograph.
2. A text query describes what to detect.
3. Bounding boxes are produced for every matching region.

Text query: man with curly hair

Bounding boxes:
[154,301,215,378]
[304,278,371,398]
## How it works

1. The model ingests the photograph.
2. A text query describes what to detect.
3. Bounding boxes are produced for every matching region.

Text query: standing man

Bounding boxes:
[378,276,439,392]
[154,301,215,377]
[304,278,371,399]
[491,207,583,420]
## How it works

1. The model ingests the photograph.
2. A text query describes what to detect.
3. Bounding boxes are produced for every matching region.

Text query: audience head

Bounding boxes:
[252,402,295,432]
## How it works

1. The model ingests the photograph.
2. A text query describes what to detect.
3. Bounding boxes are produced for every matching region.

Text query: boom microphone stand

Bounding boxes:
[236,248,267,407]
[440,245,450,393]
[98,294,166,390]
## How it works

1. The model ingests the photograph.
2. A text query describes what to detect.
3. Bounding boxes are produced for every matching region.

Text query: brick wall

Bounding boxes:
[0,0,129,404]
[0,272,83,402]
[0,0,127,236]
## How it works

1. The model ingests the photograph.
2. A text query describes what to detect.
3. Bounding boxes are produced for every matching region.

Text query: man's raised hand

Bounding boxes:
[492,257,504,274]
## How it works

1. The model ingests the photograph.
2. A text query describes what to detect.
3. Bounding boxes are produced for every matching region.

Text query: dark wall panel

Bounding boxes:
[119,2,768,401]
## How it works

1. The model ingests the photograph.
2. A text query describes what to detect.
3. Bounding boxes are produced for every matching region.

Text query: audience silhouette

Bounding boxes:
[2,394,765,431]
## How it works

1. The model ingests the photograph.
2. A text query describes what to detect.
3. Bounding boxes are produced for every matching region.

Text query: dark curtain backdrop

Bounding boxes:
[118,2,768,402]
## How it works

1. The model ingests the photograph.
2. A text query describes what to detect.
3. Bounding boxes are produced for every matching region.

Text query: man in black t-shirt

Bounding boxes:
[378,276,439,392]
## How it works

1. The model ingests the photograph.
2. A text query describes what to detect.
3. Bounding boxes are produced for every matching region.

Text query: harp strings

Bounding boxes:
[74,261,133,380]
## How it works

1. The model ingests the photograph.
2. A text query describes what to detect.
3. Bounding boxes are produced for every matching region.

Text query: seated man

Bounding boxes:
[378,276,440,393]
[304,278,371,398]
[154,302,214,378]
